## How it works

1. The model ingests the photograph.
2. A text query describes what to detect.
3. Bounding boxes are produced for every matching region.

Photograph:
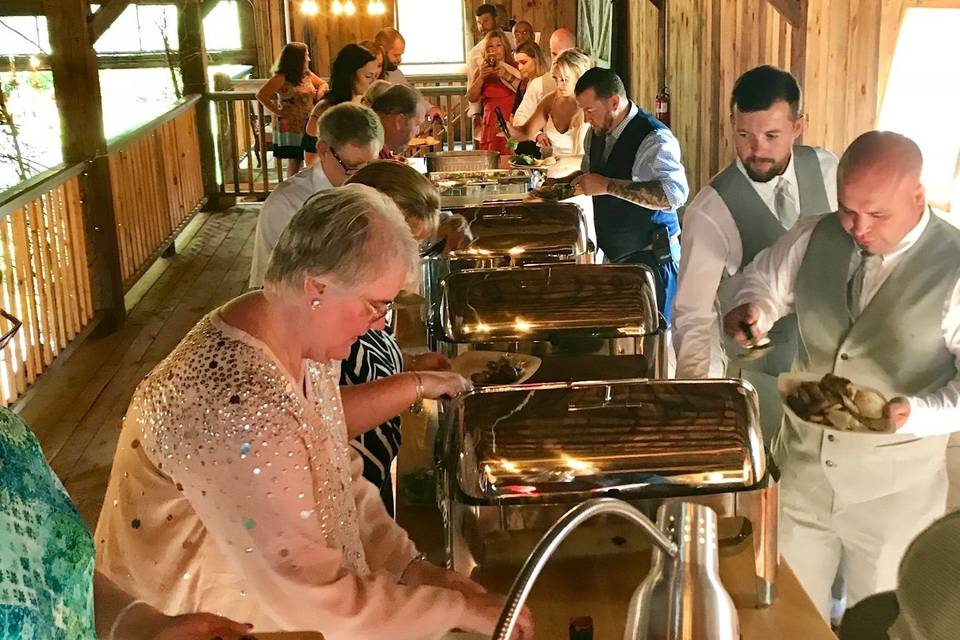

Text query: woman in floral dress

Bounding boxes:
[256,42,328,177]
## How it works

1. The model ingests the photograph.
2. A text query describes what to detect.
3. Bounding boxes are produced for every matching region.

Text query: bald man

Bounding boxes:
[724,131,960,619]
[512,27,577,128]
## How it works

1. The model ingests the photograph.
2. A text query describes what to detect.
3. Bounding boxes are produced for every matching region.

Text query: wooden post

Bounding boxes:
[43,0,126,330]
[178,0,221,210]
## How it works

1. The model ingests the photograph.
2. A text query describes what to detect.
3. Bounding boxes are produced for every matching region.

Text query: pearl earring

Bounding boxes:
[311,299,321,309]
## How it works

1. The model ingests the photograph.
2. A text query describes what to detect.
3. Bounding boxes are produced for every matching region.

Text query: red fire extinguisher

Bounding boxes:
[655,86,671,127]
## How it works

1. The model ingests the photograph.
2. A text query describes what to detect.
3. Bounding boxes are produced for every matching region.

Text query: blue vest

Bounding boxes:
[588,106,680,262]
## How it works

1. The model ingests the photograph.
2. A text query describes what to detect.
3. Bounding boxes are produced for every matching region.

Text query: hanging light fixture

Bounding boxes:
[330,0,343,15]
[367,0,386,15]
[300,0,319,15]
[343,0,356,16]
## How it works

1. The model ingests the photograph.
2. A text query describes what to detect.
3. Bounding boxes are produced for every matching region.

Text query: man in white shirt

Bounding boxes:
[512,28,577,134]
[249,103,383,287]
[374,27,443,120]
[673,65,837,441]
[724,131,960,620]
[466,4,499,138]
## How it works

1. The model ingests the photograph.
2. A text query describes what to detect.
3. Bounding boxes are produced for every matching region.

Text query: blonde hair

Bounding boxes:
[553,49,592,83]
[346,161,440,235]
[481,29,514,64]
[263,184,418,292]
[514,41,548,77]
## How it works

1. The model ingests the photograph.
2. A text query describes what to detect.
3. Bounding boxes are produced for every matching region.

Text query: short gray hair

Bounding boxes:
[263,184,419,292]
[316,102,384,151]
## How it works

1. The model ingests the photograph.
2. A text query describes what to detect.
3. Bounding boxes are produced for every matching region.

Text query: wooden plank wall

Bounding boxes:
[626,0,900,196]
[290,3,393,77]
[254,0,289,75]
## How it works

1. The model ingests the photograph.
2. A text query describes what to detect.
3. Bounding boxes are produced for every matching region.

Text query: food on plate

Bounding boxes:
[408,135,441,147]
[786,373,889,432]
[531,182,576,200]
[510,154,537,166]
[471,355,527,386]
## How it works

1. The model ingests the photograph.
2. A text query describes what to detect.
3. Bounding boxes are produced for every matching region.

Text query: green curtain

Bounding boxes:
[577,0,613,68]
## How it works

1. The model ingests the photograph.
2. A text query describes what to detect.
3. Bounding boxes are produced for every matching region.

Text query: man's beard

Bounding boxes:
[742,155,790,182]
[383,58,399,72]
[591,112,616,136]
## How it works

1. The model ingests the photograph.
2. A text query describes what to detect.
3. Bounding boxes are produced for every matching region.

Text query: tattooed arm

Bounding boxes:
[606,178,672,210]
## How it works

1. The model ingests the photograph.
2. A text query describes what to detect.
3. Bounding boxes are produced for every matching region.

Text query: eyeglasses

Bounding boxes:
[328,146,367,176]
[0,309,22,351]
[361,297,396,322]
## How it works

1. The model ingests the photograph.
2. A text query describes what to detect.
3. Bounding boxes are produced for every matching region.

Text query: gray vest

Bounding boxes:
[778,212,960,504]
[712,146,831,440]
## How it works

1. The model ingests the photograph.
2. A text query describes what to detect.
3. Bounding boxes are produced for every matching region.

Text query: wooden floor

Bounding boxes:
[20,205,259,528]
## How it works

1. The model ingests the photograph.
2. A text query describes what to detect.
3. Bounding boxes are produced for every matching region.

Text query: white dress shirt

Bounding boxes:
[465,40,486,119]
[735,208,960,437]
[512,73,556,127]
[250,164,333,288]
[580,102,689,210]
[673,148,838,378]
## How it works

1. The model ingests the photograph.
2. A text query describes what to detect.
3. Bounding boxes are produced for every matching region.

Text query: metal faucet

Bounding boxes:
[492,497,740,640]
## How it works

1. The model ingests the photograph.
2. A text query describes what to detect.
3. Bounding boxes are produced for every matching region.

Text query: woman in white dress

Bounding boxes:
[509,49,593,175]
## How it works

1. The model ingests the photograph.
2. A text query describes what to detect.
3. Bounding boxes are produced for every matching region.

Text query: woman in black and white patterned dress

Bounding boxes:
[341,161,459,516]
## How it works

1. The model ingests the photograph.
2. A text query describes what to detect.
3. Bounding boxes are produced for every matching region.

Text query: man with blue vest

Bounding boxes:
[550,67,689,323]
[673,65,837,442]
[725,131,960,619]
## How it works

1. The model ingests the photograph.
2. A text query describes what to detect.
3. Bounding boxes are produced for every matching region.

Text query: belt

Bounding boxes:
[638,233,681,253]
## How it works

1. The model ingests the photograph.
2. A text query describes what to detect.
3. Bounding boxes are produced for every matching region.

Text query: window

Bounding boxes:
[96,5,179,53]
[396,0,465,65]
[878,8,960,213]
[0,16,50,55]
[203,1,242,51]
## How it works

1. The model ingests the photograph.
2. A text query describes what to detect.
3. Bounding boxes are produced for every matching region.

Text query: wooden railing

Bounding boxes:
[0,96,206,405]
[0,164,94,405]
[107,96,205,284]
[210,90,283,199]
[209,80,473,197]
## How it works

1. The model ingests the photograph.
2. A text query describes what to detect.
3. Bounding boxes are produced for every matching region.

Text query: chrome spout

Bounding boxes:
[491,498,677,640]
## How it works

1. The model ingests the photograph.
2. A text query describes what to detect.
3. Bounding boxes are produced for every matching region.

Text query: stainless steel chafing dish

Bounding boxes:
[429,169,536,207]
[434,263,666,380]
[422,202,594,346]
[436,378,779,606]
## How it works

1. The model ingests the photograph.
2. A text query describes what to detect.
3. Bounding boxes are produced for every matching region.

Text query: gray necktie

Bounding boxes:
[774,177,798,228]
[847,251,883,320]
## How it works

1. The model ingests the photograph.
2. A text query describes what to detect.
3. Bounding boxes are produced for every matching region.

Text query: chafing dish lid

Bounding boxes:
[448,202,591,258]
[445,379,765,502]
[439,263,659,341]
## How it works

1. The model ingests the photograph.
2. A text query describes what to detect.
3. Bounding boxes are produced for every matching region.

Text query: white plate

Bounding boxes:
[451,351,541,386]
[778,372,894,435]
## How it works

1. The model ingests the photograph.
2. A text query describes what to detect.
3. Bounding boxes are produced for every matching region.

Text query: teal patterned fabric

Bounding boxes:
[0,407,95,638]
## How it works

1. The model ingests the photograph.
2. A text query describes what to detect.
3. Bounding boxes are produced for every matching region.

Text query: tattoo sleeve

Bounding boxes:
[606,178,672,210]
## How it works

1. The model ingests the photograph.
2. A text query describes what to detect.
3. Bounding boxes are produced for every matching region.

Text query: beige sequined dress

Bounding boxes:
[95,311,466,637]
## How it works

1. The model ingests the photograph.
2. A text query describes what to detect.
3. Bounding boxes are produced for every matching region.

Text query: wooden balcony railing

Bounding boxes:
[0,95,206,405]
[107,96,205,284]
[210,80,472,197]
[0,164,94,404]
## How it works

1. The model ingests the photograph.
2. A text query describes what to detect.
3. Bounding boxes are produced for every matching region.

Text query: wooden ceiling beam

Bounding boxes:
[1,1,44,16]
[767,0,803,28]
[201,0,222,18]
[88,0,131,42]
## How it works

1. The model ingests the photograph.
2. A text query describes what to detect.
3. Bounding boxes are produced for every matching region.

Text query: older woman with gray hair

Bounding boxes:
[95,186,533,639]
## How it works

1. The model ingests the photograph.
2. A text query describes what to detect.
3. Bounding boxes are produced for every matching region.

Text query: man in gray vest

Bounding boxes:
[724,131,960,620]
[673,65,836,444]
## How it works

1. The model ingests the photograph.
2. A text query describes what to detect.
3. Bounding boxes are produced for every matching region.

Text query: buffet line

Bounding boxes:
[412,151,782,639]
